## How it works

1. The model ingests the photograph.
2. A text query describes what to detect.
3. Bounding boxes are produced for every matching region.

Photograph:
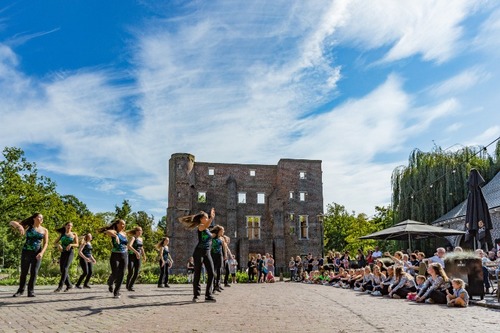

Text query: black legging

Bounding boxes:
[58,249,74,288]
[212,252,223,290]
[224,259,230,285]
[158,260,169,286]
[193,248,214,297]
[77,257,93,287]
[18,249,41,293]
[394,286,416,298]
[107,252,128,296]
[127,254,142,289]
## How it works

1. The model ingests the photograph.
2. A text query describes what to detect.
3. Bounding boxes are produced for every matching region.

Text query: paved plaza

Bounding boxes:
[1,282,499,332]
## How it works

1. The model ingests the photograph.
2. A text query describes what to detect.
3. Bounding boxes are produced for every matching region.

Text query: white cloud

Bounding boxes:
[335,0,480,63]
[0,1,496,217]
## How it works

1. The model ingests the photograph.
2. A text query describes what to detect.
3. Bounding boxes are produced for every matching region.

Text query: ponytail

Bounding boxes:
[19,212,41,229]
[98,219,123,233]
[178,211,207,230]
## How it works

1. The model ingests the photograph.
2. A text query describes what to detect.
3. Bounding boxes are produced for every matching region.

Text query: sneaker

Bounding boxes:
[425,298,435,304]
[205,295,216,302]
[27,292,36,298]
[353,287,361,291]
[392,294,401,299]
[108,285,113,293]
[75,285,82,289]
[372,291,382,296]
[12,290,24,297]
[54,287,62,293]
[165,284,170,288]
[114,292,121,299]
[83,285,91,289]
[128,287,135,292]
[192,296,199,303]
[365,290,372,294]
[224,284,231,288]
[64,285,73,292]
[157,284,164,288]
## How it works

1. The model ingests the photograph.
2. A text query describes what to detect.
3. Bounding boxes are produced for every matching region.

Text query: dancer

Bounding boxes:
[100,219,128,298]
[76,233,96,289]
[9,213,49,297]
[210,225,226,293]
[156,237,173,288]
[126,226,146,291]
[54,222,78,292]
[178,208,216,302]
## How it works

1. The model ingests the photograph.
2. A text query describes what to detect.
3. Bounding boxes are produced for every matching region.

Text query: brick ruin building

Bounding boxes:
[166,153,324,274]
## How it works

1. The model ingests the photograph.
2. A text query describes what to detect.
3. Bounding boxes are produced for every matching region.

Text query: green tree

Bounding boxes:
[392,143,500,224]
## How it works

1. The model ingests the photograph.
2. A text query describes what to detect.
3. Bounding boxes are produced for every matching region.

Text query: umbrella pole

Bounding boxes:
[408,233,411,253]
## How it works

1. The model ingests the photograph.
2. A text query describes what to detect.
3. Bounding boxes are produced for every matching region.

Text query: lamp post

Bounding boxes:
[317,213,324,258]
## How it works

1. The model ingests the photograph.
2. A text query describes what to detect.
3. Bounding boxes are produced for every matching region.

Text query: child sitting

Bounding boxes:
[446,278,469,307]
[407,274,426,300]
[266,270,276,283]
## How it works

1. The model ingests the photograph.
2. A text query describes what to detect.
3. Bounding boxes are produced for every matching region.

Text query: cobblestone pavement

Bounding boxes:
[1,282,499,333]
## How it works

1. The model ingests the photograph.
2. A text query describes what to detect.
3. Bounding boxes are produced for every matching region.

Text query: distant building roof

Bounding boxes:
[433,171,500,224]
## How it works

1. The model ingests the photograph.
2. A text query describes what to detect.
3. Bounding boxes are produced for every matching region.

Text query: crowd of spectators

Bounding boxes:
[288,246,500,307]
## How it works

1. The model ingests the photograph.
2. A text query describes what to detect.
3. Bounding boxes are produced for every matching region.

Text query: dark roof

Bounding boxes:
[433,171,500,224]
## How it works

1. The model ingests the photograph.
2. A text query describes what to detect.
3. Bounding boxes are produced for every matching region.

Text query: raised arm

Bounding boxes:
[9,220,25,235]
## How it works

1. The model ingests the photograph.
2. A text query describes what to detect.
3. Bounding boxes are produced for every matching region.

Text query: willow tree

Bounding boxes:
[392,142,500,224]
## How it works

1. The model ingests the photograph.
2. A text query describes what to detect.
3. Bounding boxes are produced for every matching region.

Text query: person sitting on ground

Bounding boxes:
[340,269,354,288]
[415,263,450,304]
[388,266,416,299]
[406,274,426,300]
[379,266,395,296]
[384,251,404,267]
[375,259,388,274]
[370,265,386,296]
[329,267,346,286]
[446,278,469,307]
[346,269,362,289]
[358,266,374,292]
[266,270,275,283]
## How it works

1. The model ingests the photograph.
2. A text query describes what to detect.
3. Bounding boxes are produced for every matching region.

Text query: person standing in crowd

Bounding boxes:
[356,249,366,268]
[54,222,78,292]
[228,254,238,284]
[223,235,233,287]
[100,219,128,299]
[247,256,256,282]
[372,246,383,260]
[126,226,146,291]
[267,254,275,275]
[427,247,446,268]
[289,256,297,281]
[9,213,49,297]
[187,256,195,283]
[178,208,216,302]
[257,254,264,283]
[157,237,173,288]
[75,233,96,289]
[210,225,226,293]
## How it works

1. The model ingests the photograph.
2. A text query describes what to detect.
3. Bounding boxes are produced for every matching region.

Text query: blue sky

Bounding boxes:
[1,0,499,220]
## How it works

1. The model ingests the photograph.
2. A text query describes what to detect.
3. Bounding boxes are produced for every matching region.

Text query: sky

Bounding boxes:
[1,0,499,221]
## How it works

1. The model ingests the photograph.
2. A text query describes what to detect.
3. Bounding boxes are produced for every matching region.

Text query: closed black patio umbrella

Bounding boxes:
[464,168,493,251]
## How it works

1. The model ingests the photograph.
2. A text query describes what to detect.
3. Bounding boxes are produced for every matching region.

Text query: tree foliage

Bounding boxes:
[391,142,500,224]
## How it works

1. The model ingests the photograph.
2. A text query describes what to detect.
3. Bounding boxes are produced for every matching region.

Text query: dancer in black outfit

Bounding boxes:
[156,237,173,288]
[126,226,146,291]
[9,213,49,297]
[178,208,216,302]
[54,222,78,292]
[75,233,96,289]
[100,219,128,299]
[210,225,226,293]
